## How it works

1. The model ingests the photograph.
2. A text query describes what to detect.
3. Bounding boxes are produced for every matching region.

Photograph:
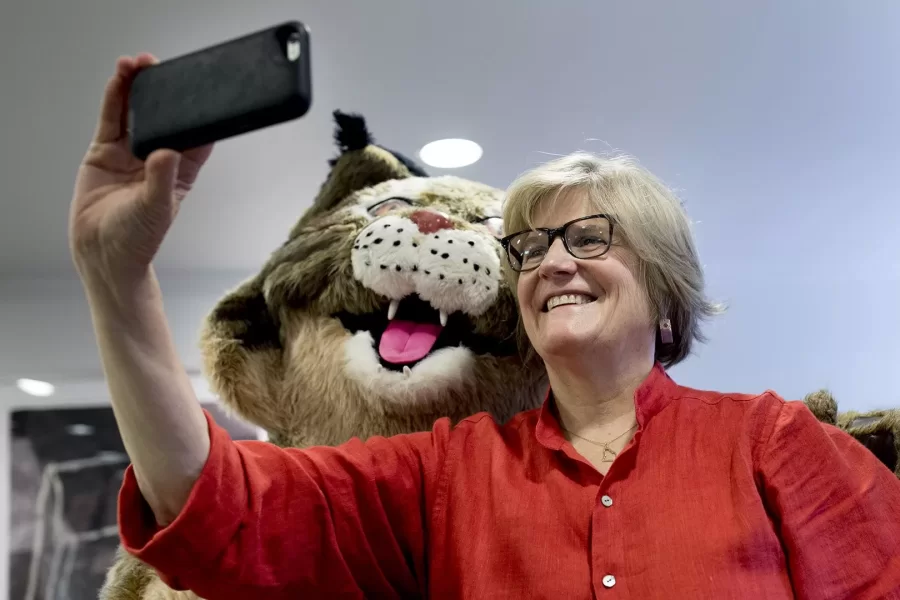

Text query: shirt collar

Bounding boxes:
[535,362,678,451]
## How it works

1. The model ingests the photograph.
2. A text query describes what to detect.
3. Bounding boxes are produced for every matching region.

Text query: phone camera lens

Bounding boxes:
[285,32,302,62]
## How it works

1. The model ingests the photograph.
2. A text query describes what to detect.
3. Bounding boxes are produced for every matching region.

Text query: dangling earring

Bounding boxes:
[659,317,674,344]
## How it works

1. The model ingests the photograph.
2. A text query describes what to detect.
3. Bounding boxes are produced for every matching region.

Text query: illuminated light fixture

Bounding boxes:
[66,424,95,437]
[16,378,55,397]
[418,138,483,168]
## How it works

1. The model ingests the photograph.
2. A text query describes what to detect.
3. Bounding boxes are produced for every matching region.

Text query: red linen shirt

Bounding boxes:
[119,364,900,598]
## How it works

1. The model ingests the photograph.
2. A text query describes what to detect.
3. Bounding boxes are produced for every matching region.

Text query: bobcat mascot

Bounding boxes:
[98,111,547,599]
[99,111,899,600]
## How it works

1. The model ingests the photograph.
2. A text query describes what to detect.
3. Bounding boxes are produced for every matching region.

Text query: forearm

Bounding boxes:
[82,266,209,525]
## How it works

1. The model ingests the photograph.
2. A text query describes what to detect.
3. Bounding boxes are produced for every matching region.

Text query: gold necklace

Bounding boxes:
[561,422,638,462]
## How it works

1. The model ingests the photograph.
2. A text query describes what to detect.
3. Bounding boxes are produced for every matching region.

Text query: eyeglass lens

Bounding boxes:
[506,216,611,271]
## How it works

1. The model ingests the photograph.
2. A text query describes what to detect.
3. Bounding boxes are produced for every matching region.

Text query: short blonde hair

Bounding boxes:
[501,151,724,367]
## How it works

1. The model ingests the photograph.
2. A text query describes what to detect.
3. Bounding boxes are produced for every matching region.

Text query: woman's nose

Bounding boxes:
[538,238,576,277]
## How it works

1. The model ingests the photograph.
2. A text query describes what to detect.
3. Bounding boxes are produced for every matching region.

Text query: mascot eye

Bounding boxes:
[369,197,414,217]
[477,216,504,238]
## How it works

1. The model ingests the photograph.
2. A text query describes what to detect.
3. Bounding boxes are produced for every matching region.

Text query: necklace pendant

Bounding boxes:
[601,447,617,463]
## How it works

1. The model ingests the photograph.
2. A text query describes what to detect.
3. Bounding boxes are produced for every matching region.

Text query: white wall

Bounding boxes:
[672,269,900,411]
[0,271,254,384]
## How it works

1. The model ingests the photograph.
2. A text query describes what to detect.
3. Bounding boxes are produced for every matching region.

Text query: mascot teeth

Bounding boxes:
[387,298,449,327]
[388,299,400,320]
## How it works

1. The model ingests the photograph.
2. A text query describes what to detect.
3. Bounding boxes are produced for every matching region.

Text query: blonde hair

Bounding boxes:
[501,151,724,367]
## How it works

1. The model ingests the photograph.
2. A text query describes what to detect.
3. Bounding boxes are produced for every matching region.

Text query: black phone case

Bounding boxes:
[128,21,312,160]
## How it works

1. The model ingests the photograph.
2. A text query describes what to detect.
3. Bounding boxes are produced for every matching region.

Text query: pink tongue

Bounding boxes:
[379,319,443,364]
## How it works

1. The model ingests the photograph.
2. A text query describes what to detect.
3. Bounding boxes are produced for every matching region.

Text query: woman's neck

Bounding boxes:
[546,355,653,436]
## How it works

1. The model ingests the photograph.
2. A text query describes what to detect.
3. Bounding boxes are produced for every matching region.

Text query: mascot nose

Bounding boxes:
[409,209,454,234]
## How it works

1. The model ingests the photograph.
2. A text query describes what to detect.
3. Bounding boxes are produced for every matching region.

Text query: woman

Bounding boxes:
[71,56,900,599]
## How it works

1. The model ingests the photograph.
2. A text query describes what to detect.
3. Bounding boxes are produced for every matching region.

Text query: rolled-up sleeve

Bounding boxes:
[759,398,900,599]
[118,409,448,598]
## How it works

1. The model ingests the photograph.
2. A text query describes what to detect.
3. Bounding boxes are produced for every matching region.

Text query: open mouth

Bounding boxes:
[543,293,598,312]
[335,295,516,371]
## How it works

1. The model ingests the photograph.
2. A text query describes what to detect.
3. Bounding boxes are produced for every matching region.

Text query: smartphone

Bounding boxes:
[128,21,312,160]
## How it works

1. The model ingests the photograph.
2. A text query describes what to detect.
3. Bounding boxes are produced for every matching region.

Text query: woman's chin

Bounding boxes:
[536,330,595,358]
[527,307,606,357]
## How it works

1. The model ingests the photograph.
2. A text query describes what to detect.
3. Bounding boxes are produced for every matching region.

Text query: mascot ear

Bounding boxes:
[307,110,428,217]
[803,389,838,425]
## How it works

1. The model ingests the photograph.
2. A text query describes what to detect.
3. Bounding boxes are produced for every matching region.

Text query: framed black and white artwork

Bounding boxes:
[8,401,261,600]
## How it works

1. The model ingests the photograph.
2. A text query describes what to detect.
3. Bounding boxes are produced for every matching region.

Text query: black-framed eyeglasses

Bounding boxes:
[500,214,615,272]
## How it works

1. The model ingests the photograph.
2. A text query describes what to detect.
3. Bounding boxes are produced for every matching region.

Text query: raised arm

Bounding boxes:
[73,56,444,598]
[69,54,214,525]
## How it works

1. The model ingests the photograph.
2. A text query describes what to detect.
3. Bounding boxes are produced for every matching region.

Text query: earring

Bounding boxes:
[659,317,674,344]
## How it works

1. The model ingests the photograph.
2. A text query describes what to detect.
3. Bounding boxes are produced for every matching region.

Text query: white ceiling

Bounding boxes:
[3,0,899,277]
[1,1,899,409]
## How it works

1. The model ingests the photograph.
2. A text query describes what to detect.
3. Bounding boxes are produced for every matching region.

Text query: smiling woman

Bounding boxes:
[501,152,724,367]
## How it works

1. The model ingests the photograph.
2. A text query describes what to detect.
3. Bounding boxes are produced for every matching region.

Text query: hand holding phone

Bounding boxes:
[70,22,313,292]
[69,53,214,292]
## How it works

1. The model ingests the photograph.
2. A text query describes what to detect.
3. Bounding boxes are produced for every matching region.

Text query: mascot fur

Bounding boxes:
[98,111,899,600]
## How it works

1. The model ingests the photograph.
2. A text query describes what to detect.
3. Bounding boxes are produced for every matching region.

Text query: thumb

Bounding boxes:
[143,149,182,213]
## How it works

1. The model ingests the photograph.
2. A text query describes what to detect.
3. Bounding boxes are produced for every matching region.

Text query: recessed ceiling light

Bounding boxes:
[16,378,55,397]
[419,138,483,169]
[66,424,95,437]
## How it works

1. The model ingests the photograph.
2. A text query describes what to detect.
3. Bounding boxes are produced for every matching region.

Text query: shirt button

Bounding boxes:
[601,495,613,507]
[602,574,616,588]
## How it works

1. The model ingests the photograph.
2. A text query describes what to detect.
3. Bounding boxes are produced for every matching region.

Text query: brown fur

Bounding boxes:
[804,390,899,478]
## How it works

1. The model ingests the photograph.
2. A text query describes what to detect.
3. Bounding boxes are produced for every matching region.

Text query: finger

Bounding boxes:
[143,149,182,213]
[92,57,136,143]
[114,55,136,77]
[134,53,159,69]
[92,54,158,144]
[177,144,215,188]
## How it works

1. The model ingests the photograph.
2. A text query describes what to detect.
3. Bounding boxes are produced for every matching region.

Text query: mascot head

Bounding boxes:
[199,111,547,447]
